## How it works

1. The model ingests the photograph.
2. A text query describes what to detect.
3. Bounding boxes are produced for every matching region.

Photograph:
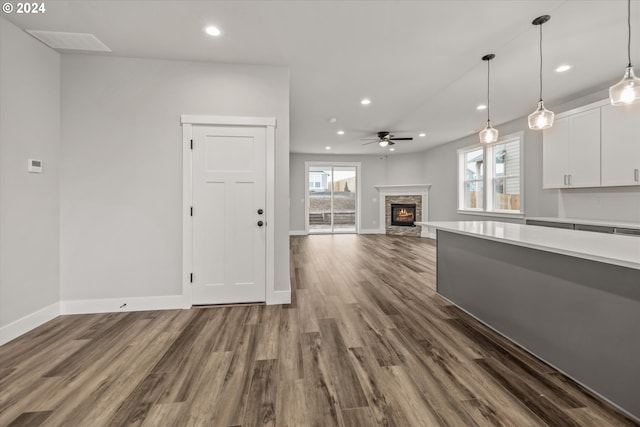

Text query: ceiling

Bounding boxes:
[5,1,639,154]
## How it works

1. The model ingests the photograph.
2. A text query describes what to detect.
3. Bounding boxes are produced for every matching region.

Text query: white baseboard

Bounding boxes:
[289,230,307,236]
[359,228,384,235]
[0,302,60,346]
[60,295,184,315]
[421,230,437,239]
[267,289,291,305]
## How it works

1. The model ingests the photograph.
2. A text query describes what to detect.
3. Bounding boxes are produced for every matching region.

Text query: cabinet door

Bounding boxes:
[601,104,640,186]
[568,108,601,188]
[543,116,569,189]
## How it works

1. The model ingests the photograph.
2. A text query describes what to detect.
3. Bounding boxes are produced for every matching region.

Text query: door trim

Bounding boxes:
[181,115,276,307]
[304,161,362,234]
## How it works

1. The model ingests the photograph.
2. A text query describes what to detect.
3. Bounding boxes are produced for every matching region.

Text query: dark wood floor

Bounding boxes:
[1,234,638,426]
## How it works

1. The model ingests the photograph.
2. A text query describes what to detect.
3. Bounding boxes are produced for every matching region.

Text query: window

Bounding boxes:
[308,172,325,191]
[458,133,523,215]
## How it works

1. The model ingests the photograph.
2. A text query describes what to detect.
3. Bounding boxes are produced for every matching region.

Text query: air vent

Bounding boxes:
[25,30,111,52]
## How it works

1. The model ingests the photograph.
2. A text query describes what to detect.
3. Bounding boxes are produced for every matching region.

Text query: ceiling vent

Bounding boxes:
[25,30,111,52]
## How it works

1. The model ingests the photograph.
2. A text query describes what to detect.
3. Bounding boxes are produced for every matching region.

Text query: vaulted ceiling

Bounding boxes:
[5,1,639,154]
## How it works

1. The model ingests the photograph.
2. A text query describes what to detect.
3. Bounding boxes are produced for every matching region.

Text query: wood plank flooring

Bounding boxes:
[1,234,638,426]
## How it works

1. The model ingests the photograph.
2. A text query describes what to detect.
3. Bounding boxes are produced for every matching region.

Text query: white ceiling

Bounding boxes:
[5,0,640,154]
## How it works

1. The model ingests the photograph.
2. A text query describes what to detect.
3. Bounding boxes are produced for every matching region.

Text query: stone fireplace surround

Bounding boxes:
[374,184,432,238]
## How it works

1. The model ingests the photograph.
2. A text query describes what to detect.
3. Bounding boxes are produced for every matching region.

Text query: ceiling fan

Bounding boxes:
[361,131,413,147]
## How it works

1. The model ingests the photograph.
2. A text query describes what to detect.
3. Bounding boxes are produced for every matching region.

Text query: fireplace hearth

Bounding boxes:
[391,203,416,227]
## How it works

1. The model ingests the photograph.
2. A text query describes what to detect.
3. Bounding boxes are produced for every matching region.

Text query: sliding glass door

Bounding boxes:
[306,163,358,234]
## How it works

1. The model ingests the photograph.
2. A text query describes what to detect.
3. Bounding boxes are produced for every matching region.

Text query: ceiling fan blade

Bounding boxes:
[360,137,379,141]
[389,137,413,141]
[361,140,379,145]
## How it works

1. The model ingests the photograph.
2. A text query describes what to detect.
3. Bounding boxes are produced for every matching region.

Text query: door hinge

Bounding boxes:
[190,206,193,216]
[190,139,193,150]
[190,273,193,283]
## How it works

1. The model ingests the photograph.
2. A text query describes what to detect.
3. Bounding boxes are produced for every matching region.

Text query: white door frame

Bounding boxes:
[304,161,361,234]
[181,115,276,307]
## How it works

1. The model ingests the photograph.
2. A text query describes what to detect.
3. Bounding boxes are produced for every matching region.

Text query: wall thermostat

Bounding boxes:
[28,159,43,173]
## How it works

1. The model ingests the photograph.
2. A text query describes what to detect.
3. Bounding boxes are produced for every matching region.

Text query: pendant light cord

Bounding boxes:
[628,0,632,67]
[539,23,544,102]
[487,58,491,123]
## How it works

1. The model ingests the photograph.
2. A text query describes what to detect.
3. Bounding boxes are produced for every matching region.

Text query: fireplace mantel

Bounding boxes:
[374,184,433,237]
[374,184,432,194]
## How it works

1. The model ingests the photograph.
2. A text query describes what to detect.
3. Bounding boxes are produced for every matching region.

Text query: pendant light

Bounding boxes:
[528,15,554,130]
[479,54,499,144]
[609,0,640,105]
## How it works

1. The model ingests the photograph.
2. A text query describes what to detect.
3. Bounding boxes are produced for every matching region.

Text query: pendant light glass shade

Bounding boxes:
[479,123,499,144]
[610,0,640,105]
[610,67,640,105]
[528,100,555,130]
[479,53,498,143]
[529,15,554,130]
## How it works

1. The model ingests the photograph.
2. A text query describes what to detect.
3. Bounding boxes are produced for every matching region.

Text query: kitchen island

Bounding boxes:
[428,221,640,420]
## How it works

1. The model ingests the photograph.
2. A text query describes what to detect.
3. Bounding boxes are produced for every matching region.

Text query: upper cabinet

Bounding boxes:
[543,100,640,189]
[543,107,601,189]
[601,103,640,187]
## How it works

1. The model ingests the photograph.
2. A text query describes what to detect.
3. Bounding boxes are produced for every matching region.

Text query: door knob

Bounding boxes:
[257,209,263,215]
[257,221,264,227]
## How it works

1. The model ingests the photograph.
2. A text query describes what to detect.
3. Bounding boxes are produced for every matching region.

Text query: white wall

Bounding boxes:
[289,153,387,232]
[385,152,425,185]
[61,55,290,302]
[0,18,61,327]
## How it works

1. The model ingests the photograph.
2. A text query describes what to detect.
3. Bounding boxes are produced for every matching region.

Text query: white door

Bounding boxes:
[192,125,266,304]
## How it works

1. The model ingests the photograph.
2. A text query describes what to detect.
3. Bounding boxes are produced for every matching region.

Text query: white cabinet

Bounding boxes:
[601,103,640,187]
[543,108,601,189]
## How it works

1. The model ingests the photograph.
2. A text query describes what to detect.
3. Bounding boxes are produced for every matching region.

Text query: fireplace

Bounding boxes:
[391,204,416,227]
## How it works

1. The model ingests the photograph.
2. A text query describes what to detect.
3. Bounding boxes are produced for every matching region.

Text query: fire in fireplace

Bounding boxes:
[391,203,416,227]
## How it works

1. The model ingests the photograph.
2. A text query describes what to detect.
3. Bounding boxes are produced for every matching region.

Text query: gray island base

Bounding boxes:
[435,228,640,421]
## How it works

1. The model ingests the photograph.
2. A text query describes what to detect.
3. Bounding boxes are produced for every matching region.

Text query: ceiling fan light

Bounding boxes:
[609,66,640,105]
[479,122,499,144]
[379,139,389,147]
[528,100,555,130]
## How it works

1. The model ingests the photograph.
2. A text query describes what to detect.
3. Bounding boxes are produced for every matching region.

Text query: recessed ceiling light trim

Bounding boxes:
[555,64,572,73]
[476,104,487,110]
[325,146,331,150]
[204,25,222,37]
[418,133,426,137]
[337,130,345,135]
[25,30,111,52]
[360,98,371,105]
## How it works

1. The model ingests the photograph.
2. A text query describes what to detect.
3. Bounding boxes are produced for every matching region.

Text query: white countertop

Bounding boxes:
[426,221,640,270]
[526,217,640,230]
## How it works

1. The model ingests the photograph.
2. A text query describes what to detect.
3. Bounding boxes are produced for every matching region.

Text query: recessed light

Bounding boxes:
[418,133,426,137]
[337,130,345,135]
[389,148,395,151]
[204,25,222,37]
[476,104,487,111]
[360,98,371,105]
[325,146,331,150]
[555,64,571,73]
